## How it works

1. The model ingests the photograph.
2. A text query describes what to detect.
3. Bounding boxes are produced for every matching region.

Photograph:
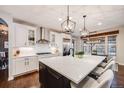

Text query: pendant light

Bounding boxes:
[0,18,8,31]
[81,15,89,37]
[61,5,76,34]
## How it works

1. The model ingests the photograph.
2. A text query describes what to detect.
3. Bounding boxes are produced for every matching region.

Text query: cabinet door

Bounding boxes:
[50,32,56,43]
[14,23,28,47]
[27,29,36,46]
[27,56,38,72]
[14,58,26,75]
[56,33,63,55]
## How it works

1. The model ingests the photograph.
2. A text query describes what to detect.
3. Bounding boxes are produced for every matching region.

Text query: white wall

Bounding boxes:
[0,11,14,80]
[117,27,124,65]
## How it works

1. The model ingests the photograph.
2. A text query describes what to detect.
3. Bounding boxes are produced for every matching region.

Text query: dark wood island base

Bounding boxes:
[39,62,71,88]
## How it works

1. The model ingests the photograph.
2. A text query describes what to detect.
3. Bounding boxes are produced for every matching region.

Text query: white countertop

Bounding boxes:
[13,54,38,59]
[39,55,105,84]
[37,53,59,59]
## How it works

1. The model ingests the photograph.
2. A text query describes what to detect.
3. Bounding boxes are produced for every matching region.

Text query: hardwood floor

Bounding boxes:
[0,71,40,88]
[0,65,124,88]
[111,65,124,88]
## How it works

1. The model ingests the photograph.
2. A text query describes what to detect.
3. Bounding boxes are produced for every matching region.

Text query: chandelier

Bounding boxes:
[80,15,89,37]
[61,5,76,34]
[0,18,8,31]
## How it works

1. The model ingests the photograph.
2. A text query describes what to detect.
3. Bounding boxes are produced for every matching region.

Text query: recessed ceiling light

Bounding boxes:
[97,22,102,26]
[58,18,62,21]
[69,17,72,20]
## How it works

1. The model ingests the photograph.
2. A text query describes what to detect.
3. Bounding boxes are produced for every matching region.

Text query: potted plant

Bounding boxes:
[75,51,84,58]
[92,50,97,55]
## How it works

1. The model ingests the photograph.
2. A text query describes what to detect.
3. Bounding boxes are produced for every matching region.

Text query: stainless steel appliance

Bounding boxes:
[63,38,74,56]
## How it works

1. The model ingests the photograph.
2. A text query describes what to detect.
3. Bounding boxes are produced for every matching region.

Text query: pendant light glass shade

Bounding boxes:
[0,18,8,31]
[80,15,89,37]
[61,5,76,34]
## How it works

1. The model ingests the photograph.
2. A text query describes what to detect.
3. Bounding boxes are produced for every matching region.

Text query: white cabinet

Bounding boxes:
[49,32,72,55]
[50,31,56,43]
[50,31,63,55]
[50,31,62,45]
[13,56,38,76]
[13,23,36,47]
[27,56,38,72]
[14,23,27,47]
[13,58,26,75]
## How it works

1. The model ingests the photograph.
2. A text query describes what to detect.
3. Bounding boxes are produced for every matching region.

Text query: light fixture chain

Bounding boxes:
[67,5,69,26]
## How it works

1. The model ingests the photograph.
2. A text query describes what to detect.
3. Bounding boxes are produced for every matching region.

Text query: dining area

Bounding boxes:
[39,55,115,88]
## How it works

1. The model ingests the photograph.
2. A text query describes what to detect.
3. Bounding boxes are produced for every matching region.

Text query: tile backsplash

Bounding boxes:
[34,44,51,53]
[13,47,36,57]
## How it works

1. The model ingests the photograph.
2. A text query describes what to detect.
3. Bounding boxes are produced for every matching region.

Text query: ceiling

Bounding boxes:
[0,5,124,36]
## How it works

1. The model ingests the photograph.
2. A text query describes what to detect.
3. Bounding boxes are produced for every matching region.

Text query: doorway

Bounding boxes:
[0,18,8,81]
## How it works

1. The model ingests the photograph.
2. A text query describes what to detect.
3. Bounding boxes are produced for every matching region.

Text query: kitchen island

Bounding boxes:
[39,55,105,87]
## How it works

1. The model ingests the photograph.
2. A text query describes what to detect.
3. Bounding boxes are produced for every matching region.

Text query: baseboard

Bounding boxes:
[8,76,14,81]
[13,70,38,79]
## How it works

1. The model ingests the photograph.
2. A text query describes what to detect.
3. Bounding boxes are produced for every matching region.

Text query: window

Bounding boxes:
[96,37,105,55]
[83,37,105,55]
[83,43,91,54]
[108,35,116,56]
[82,35,117,57]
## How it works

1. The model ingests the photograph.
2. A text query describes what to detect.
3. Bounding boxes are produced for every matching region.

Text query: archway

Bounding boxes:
[0,18,8,81]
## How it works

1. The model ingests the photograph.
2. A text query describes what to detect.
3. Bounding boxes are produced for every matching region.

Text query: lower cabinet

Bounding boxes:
[27,56,38,72]
[13,56,38,76]
[39,62,71,88]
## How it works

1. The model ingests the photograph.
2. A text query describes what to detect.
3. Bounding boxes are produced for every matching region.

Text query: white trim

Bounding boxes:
[0,11,14,82]
[8,76,14,81]
[118,62,124,66]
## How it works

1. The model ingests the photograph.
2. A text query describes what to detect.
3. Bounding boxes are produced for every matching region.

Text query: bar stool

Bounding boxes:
[70,69,114,88]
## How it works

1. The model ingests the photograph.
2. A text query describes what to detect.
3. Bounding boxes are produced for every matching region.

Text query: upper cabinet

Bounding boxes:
[13,23,37,47]
[50,31,62,46]
[50,31,64,55]
[50,31,56,43]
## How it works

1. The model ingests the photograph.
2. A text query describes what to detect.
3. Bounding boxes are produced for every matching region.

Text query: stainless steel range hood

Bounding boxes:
[36,27,50,44]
